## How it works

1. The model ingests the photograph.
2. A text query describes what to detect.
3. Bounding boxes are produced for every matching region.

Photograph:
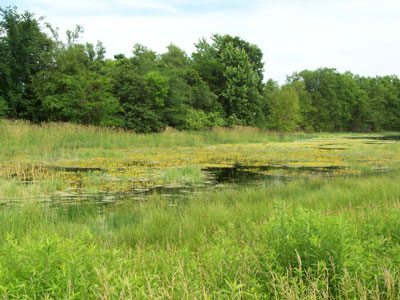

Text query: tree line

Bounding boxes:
[1,6,400,132]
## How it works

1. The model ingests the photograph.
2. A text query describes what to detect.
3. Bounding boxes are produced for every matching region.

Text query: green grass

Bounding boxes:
[0,119,336,159]
[1,173,400,299]
[0,178,66,202]
[161,166,204,185]
[1,119,400,299]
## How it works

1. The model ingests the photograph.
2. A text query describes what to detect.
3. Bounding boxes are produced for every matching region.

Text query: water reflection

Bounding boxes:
[349,135,400,141]
[25,164,348,207]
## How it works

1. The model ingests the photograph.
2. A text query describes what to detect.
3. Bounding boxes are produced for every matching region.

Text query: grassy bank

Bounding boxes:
[1,173,400,299]
[0,119,316,159]
[3,119,396,158]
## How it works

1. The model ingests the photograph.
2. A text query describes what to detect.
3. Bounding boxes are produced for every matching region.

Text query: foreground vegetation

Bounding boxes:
[1,173,400,299]
[0,120,400,298]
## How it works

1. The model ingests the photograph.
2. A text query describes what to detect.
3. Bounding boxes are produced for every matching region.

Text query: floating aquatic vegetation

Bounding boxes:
[1,135,399,205]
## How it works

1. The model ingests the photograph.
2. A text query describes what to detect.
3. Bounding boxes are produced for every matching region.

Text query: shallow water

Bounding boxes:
[203,164,346,183]
[2,134,399,208]
[23,164,349,207]
[349,135,400,141]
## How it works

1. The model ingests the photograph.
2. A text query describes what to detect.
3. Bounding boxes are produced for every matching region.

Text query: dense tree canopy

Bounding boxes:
[0,6,53,121]
[1,6,400,132]
[192,34,265,126]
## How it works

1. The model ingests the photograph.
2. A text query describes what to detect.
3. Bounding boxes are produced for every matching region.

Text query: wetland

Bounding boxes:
[1,121,399,206]
[1,120,400,299]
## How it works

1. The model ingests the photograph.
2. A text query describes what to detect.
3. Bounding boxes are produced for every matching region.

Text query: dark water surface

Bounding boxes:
[4,134,397,208]
[25,163,349,208]
[349,135,400,141]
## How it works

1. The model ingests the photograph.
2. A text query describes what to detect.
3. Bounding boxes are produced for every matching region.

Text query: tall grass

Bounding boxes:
[0,119,320,158]
[161,166,204,185]
[1,172,400,298]
[1,119,400,298]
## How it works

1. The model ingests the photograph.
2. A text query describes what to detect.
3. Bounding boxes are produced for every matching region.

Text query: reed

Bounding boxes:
[0,173,400,299]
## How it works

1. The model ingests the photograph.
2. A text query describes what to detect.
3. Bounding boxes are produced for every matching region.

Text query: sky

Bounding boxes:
[2,0,400,82]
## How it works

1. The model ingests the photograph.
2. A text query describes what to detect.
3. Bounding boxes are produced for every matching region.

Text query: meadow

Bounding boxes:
[1,119,400,299]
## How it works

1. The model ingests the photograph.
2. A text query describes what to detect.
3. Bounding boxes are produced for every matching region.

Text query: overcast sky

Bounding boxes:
[3,0,400,82]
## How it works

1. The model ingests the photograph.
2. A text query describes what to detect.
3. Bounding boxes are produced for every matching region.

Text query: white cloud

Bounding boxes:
[113,0,179,14]
[27,0,400,82]
[29,0,109,13]
[28,0,179,15]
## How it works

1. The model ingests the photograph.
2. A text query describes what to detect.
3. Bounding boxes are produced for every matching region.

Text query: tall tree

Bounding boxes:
[192,34,264,125]
[353,76,386,131]
[109,52,168,133]
[212,34,264,93]
[32,26,120,126]
[265,85,301,132]
[0,6,53,121]
[160,44,223,130]
[287,80,314,131]
[381,75,400,130]
[289,68,361,131]
[219,42,263,125]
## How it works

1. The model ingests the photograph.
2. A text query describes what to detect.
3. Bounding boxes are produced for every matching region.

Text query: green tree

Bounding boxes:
[160,44,223,130]
[353,76,386,131]
[32,26,120,125]
[261,79,279,119]
[290,68,361,131]
[288,80,314,131]
[192,35,264,125]
[212,34,264,93]
[220,42,263,126]
[159,44,193,128]
[0,6,54,120]
[131,43,159,75]
[0,95,7,116]
[381,75,400,130]
[266,85,301,132]
[109,55,168,132]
